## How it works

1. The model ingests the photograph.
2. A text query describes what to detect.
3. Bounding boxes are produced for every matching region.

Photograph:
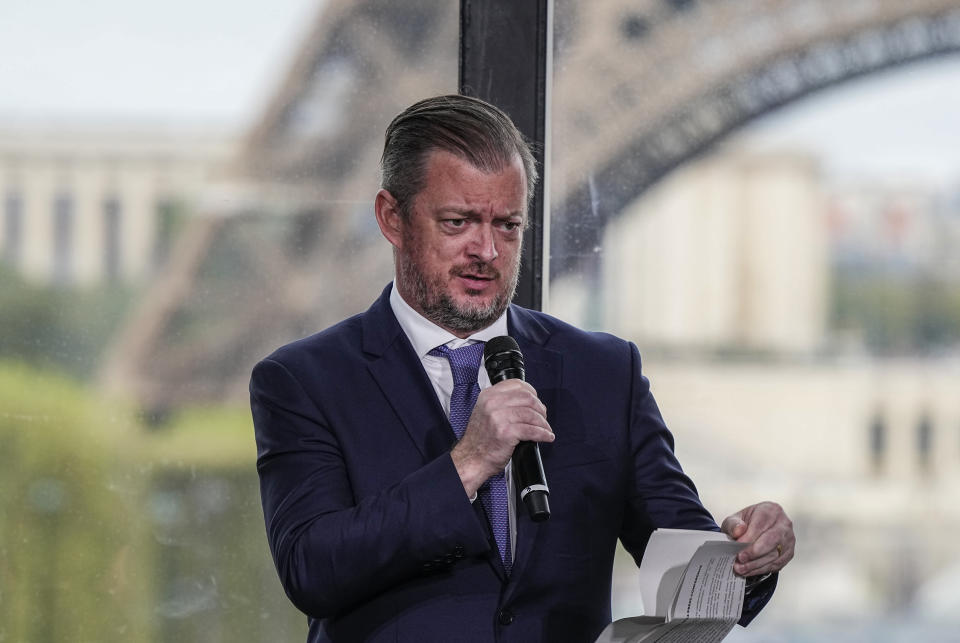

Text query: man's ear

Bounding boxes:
[375,189,404,249]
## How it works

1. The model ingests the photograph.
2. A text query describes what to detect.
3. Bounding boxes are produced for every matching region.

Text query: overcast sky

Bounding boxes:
[0,0,322,128]
[2,0,959,186]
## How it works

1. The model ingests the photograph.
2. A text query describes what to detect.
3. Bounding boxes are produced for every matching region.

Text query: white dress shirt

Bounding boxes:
[389,282,517,559]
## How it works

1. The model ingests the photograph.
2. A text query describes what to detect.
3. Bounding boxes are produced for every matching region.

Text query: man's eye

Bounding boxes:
[502,221,520,231]
[445,219,466,227]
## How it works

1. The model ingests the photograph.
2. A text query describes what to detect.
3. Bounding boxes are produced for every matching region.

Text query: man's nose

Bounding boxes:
[468,225,498,263]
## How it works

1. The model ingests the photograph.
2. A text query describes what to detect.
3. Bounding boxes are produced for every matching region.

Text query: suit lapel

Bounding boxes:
[505,306,562,585]
[362,286,454,462]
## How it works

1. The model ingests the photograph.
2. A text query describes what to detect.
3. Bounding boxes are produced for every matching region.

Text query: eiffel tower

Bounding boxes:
[101,0,960,412]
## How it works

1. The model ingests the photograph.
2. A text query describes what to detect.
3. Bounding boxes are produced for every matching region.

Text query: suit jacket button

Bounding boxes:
[453,545,465,558]
[498,609,514,626]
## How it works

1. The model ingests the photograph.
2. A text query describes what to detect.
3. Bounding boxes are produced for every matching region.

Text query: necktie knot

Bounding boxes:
[430,342,485,386]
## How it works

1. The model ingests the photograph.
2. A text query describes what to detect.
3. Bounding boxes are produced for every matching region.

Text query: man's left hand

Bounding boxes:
[721,501,795,578]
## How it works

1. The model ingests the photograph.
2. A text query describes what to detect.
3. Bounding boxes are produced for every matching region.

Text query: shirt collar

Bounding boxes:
[389,281,509,358]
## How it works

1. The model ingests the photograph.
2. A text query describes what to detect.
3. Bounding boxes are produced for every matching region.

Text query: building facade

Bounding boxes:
[0,124,235,286]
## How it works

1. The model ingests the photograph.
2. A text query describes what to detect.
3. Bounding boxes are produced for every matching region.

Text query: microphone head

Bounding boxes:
[484,335,525,383]
[484,335,519,359]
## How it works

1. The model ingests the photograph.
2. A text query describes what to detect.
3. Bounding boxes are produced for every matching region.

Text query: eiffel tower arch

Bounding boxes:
[549,0,960,271]
[102,0,960,410]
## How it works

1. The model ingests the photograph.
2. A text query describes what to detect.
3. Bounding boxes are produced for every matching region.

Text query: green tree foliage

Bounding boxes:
[0,267,133,378]
[0,362,305,642]
[0,363,151,640]
[831,270,960,355]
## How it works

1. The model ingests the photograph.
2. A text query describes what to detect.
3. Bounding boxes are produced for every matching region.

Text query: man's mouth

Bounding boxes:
[459,274,494,287]
[454,264,498,279]
[454,266,499,290]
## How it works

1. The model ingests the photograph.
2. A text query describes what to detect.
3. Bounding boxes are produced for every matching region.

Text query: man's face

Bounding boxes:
[390,150,527,337]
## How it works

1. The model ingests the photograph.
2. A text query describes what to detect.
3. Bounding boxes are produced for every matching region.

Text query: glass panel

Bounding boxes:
[550,1,960,638]
[0,1,457,639]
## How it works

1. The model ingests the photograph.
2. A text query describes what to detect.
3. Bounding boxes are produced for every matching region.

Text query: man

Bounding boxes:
[251,95,795,642]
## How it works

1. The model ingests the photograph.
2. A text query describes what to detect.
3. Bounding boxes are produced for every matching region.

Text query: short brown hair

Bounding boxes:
[380,94,538,217]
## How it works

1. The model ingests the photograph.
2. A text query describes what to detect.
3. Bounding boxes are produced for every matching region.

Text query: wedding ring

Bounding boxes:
[776,543,783,556]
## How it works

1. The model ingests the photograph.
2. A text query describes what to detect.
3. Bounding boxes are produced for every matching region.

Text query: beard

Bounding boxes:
[396,250,520,334]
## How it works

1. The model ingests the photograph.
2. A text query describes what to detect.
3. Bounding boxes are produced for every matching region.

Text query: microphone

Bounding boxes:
[483,336,550,522]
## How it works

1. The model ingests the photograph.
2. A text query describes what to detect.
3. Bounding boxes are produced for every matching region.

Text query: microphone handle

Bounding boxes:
[513,441,550,522]
[483,337,550,522]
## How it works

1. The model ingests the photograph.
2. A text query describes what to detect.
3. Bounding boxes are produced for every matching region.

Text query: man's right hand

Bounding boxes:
[451,379,554,498]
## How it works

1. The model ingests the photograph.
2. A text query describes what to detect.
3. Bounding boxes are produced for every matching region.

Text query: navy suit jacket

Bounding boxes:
[251,284,771,642]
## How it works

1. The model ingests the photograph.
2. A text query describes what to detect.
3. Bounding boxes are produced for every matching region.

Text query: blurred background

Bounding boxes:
[2,0,959,641]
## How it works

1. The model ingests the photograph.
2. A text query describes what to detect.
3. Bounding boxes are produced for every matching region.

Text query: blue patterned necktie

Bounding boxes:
[430,342,513,574]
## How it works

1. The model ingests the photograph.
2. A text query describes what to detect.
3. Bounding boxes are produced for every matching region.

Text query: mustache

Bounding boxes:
[451,262,500,280]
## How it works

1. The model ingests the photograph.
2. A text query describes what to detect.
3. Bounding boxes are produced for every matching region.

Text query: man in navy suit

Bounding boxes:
[251,95,795,642]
